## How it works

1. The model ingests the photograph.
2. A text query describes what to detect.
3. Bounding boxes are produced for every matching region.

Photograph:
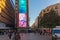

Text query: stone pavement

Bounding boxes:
[20,33,52,40]
[1,33,59,40]
[0,33,14,40]
[0,34,10,40]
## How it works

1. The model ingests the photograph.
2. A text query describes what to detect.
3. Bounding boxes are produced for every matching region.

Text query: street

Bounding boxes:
[0,33,14,40]
[20,33,52,40]
[0,34,10,40]
[0,0,60,40]
[0,33,52,40]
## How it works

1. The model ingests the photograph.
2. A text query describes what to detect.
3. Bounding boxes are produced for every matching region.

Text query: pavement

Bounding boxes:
[20,33,52,40]
[0,34,10,40]
[0,33,14,40]
[0,33,58,40]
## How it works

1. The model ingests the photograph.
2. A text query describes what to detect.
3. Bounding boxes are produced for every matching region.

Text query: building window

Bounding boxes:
[55,6,58,9]
[47,9,49,11]
[43,10,45,12]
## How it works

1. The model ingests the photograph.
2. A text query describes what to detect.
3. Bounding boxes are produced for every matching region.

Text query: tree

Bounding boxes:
[39,9,60,28]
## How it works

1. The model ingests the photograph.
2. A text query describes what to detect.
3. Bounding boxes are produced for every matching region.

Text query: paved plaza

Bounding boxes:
[20,33,52,40]
[0,33,55,40]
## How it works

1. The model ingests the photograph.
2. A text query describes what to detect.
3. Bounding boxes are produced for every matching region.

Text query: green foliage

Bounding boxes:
[39,9,60,28]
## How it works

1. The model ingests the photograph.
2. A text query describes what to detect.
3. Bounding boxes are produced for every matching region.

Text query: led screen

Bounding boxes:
[19,14,27,27]
[18,0,27,27]
[19,0,27,13]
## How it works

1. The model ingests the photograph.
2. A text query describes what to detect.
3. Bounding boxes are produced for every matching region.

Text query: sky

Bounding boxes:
[12,0,15,5]
[29,0,60,26]
[13,0,60,27]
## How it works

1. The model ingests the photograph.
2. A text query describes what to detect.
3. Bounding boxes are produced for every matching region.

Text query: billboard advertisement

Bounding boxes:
[18,0,27,28]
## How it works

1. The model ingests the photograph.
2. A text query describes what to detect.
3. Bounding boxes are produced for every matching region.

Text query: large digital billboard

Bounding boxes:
[18,0,27,28]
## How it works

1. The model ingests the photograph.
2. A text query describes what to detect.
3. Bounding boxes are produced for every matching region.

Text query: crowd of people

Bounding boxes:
[0,29,51,40]
[7,30,21,40]
[36,29,51,35]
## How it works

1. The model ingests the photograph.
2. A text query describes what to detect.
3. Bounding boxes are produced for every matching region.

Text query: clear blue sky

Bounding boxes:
[29,0,60,26]
[13,0,60,27]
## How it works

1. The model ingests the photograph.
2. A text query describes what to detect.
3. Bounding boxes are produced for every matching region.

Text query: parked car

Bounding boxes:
[52,28,60,40]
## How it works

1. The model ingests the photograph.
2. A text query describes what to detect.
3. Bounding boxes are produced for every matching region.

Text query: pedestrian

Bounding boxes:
[43,30,46,35]
[13,30,17,40]
[40,30,42,35]
[8,30,12,39]
[16,32,21,40]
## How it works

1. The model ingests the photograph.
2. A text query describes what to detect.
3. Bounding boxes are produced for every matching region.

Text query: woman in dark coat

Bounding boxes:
[16,32,21,40]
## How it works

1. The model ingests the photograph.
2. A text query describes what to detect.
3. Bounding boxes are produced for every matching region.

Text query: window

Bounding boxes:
[43,10,45,12]
[55,6,58,9]
[47,9,49,11]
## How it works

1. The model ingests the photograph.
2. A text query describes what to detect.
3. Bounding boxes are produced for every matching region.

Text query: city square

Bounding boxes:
[0,0,60,40]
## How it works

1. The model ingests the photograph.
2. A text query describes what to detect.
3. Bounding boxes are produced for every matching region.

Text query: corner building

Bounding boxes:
[0,0,15,27]
[39,3,60,28]
[15,0,29,32]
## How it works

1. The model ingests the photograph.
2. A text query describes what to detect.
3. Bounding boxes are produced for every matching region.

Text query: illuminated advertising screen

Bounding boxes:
[18,0,27,28]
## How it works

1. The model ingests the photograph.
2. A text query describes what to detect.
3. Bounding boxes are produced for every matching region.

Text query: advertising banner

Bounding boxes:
[18,0,27,28]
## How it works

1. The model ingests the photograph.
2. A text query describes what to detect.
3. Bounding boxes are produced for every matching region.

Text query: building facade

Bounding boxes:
[39,3,60,27]
[15,0,29,32]
[31,22,35,31]
[31,3,60,32]
[39,3,60,20]
[0,0,15,27]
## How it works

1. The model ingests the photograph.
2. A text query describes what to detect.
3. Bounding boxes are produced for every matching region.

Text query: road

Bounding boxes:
[20,33,52,40]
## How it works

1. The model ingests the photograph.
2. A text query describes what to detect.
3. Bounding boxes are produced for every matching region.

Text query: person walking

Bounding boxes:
[13,30,17,40]
[13,30,21,40]
[39,30,42,35]
[16,32,21,40]
[8,30,12,39]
